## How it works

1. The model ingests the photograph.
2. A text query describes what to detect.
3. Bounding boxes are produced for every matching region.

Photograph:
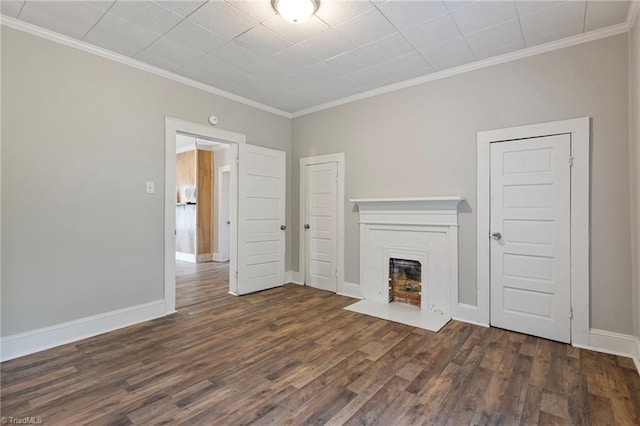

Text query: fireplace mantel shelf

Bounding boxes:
[350,196,465,211]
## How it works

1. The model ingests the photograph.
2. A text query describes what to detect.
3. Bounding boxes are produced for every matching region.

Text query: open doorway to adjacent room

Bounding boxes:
[174,133,233,309]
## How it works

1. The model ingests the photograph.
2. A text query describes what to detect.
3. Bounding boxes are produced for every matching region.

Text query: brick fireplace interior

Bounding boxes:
[388,258,422,308]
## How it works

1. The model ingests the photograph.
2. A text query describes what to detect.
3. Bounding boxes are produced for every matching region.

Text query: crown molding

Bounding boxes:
[0,15,293,119]
[1,12,635,121]
[292,22,631,118]
[628,0,640,29]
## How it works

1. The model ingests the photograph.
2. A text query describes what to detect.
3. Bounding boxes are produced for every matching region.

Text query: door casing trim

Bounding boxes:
[299,153,345,294]
[165,117,245,312]
[475,117,590,346]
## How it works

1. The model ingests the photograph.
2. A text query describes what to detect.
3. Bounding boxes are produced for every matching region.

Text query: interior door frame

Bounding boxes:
[299,153,345,294]
[474,117,590,346]
[164,117,245,313]
[215,164,231,262]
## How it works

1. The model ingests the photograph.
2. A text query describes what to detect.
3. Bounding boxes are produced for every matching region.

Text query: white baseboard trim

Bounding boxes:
[286,271,304,285]
[451,303,490,327]
[176,252,196,263]
[1,300,168,362]
[211,253,229,262]
[197,253,213,262]
[634,338,640,374]
[572,329,640,374]
[338,281,363,299]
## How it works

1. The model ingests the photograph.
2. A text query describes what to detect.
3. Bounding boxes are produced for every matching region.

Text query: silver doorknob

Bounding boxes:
[304,224,310,229]
[280,225,286,230]
[491,232,502,240]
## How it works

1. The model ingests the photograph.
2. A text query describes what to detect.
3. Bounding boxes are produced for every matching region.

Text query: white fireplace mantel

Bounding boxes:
[346,196,465,332]
[350,196,465,226]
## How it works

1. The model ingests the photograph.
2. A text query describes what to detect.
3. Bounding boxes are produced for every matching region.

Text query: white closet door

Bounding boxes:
[304,162,338,292]
[490,134,571,343]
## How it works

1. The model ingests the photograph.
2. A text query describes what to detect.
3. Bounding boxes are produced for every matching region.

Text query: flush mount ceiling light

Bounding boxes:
[272,0,319,24]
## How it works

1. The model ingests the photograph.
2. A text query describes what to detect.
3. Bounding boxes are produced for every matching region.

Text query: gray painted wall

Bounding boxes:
[292,34,633,334]
[630,20,640,341]
[1,28,292,336]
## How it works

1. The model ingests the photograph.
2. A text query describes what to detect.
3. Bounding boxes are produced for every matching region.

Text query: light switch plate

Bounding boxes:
[146,181,155,194]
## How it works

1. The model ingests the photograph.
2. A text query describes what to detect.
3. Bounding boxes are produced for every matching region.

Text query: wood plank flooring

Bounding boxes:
[2,261,639,425]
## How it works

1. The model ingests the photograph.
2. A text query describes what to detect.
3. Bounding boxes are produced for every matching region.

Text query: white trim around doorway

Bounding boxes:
[475,117,590,346]
[164,117,245,313]
[298,153,346,296]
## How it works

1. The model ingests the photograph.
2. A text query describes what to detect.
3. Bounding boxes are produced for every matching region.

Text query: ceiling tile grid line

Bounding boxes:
[3,0,635,113]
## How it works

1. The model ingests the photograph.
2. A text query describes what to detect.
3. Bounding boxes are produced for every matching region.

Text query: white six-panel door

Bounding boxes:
[490,134,571,343]
[304,162,338,292]
[237,144,286,295]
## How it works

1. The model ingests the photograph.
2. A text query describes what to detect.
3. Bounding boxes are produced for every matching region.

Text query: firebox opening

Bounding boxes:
[388,258,422,308]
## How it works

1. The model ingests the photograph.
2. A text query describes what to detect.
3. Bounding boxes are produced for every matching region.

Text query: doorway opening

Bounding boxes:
[165,117,287,313]
[174,133,233,308]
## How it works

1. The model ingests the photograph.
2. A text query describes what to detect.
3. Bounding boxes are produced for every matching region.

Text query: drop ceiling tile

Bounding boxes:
[383,51,434,80]
[515,1,564,16]
[450,1,517,34]
[327,32,414,73]
[585,1,630,31]
[270,46,319,70]
[108,1,183,35]
[444,1,475,11]
[520,1,586,44]
[19,1,106,39]
[464,19,524,58]
[431,53,476,71]
[377,0,449,30]
[135,36,203,71]
[233,24,292,57]
[84,12,160,57]
[262,15,328,44]
[274,73,314,92]
[349,62,402,89]
[401,13,462,50]
[473,40,523,60]
[226,0,277,23]
[334,8,396,46]
[209,42,264,68]
[189,1,258,40]
[418,36,475,68]
[155,1,206,17]
[299,62,344,82]
[178,53,219,75]
[164,19,226,54]
[315,0,374,26]
[525,27,583,47]
[240,57,291,81]
[1,1,24,18]
[297,29,354,61]
[83,1,115,14]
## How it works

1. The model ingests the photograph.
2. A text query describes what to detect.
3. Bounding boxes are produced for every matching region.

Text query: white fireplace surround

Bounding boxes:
[346,197,464,332]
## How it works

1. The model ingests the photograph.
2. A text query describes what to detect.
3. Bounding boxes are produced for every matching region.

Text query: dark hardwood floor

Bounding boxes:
[1,261,639,425]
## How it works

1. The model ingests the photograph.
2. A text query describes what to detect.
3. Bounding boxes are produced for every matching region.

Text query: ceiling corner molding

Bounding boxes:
[292,22,631,118]
[0,15,293,119]
[627,0,640,29]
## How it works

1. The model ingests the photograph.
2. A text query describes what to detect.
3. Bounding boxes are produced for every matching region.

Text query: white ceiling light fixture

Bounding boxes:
[272,0,319,24]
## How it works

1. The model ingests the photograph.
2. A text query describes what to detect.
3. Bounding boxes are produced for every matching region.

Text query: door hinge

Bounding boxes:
[570,307,573,319]
[569,156,574,167]
[235,271,239,279]
[236,157,240,164]
[335,270,338,278]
